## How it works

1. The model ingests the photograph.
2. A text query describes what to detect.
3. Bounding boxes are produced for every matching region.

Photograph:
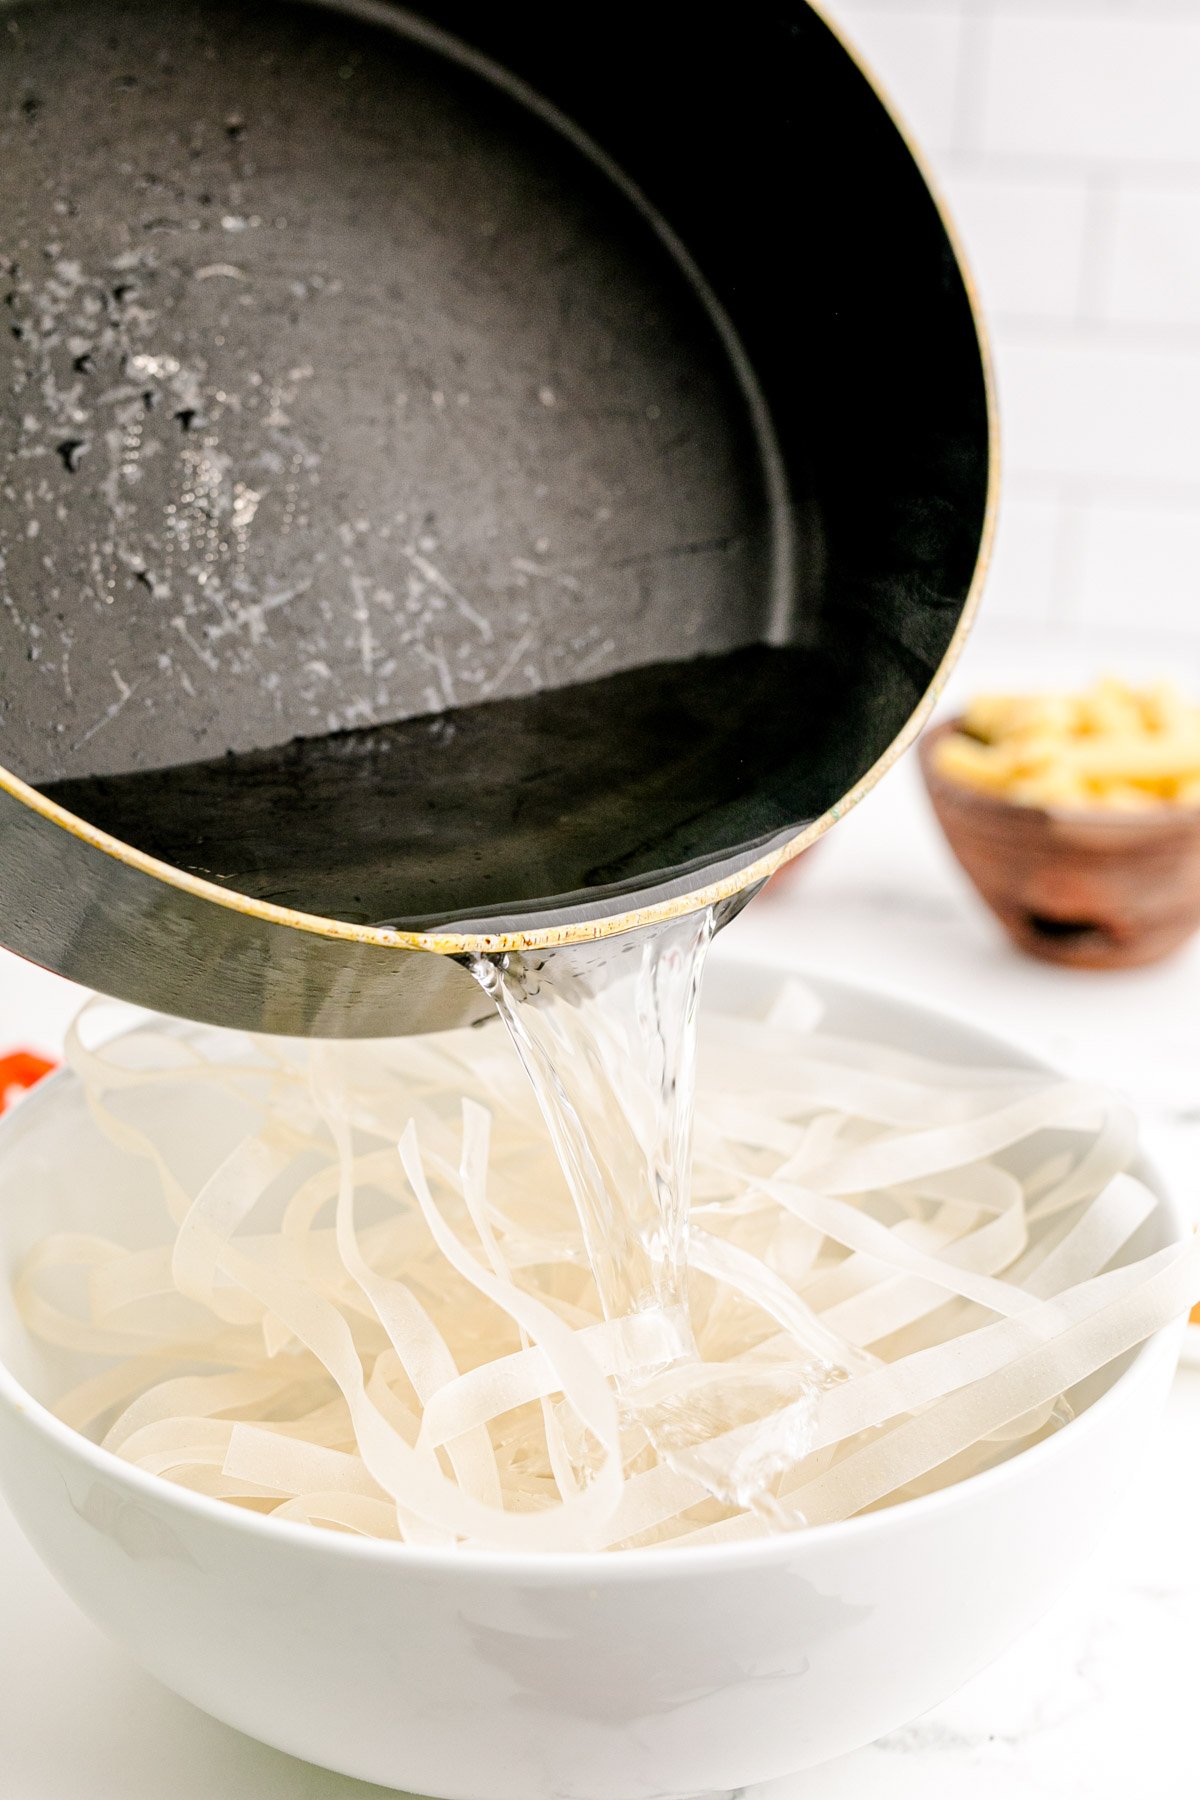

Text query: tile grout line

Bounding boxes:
[990,316,1200,350]
[949,1,994,156]
[837,2,1200,15]
[1075,169,1120,327]
[939,149,1200,183]
[1007,470,1200,511]
[1048,481,1089,627]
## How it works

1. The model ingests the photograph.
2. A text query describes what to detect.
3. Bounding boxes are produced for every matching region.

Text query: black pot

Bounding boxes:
[0,0,994,1034]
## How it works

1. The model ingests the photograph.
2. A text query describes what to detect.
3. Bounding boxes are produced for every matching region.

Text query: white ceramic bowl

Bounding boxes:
[0,968,1186,1800]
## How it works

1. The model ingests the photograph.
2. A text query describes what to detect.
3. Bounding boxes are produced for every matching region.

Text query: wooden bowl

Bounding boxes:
[919,719,1200,969]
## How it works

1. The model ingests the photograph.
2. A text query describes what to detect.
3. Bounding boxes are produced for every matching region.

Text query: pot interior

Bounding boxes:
[0,1,990,929]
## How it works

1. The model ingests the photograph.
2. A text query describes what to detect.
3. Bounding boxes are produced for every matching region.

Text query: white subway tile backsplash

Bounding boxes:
[940,169,1090,320]
[979,492,1062,624]
[819,0,1200,644]
[979,18,1200,165]
[999,336,1200,487]
[1075,503,1200,632]
[825,7,964,153]
[1103,183,1200,327]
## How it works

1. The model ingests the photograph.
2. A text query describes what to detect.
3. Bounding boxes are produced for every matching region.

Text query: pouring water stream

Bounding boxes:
[467,912,833,1519]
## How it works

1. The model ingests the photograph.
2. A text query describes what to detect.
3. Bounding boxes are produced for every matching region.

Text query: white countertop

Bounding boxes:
[2,625,1199,1798]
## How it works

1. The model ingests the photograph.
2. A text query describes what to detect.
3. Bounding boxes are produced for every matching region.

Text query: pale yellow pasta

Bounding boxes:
[938,678,1200,809]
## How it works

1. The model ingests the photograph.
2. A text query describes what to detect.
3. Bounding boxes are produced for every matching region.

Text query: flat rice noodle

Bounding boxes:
[15,994,1195,1552]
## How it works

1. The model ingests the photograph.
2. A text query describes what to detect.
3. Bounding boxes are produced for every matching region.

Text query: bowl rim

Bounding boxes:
[0,968,1188,1584]
[919,715,1200,829]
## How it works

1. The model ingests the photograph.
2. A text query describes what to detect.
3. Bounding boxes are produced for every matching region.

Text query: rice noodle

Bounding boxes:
[16,983,1198,1551]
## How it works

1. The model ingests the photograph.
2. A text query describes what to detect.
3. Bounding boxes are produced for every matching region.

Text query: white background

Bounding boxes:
[828,0,1200,660]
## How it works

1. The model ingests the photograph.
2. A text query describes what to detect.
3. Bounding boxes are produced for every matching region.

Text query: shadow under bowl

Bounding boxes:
[920,719,1200,970]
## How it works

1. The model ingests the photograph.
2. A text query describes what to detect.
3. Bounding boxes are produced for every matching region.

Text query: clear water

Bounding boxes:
[469,914,826,1522]
[469,912,711,1339]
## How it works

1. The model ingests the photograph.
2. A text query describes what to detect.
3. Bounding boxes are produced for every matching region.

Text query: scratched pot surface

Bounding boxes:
[0,0,988,935]
[1,0,776,785]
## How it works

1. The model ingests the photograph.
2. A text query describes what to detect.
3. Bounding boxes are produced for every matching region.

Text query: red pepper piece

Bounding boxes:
[0,1050,57,1112]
